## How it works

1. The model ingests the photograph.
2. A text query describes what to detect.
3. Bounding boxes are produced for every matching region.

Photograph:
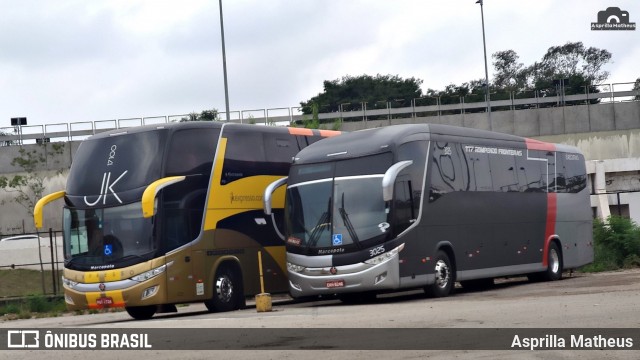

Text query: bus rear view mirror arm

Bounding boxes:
[263,177,288,216]
[33,190,66,229]
[141,176,186,218]
[382,160,413,202]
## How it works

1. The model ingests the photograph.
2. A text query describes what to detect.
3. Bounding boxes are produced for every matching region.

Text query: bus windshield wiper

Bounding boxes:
[338,192,360,247]
[308,197,331,248]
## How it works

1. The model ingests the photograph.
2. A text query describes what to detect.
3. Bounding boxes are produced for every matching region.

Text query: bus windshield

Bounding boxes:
[286,166,391,253]
[63,202,155,270]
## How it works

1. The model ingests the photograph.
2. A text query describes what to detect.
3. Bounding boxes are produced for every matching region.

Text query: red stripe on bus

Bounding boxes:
[318,130,342,137]
[525,138,556,151]
[287,128,314,136]
[542,192,557,267]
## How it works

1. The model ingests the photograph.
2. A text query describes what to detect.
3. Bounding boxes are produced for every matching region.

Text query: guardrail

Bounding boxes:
[1,84,638,146]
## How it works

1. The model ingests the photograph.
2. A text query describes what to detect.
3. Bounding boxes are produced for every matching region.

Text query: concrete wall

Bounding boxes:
[340,101,640,137]
[0,142,76,234]
[536,129,640,161]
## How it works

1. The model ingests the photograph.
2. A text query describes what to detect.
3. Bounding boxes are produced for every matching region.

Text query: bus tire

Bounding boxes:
[125,305,157,320]
[528,242,563,282]
[543,242,563,281]
[205,266,242,313]
[424,250,454,298]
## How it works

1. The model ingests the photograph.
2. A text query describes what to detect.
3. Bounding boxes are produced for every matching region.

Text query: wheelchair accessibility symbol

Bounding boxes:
[104,244,113,256]
[332,234,343,246]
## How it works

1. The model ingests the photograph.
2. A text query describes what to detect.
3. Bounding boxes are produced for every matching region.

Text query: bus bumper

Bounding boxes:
[287,250,401,297]
[62,272,168,311]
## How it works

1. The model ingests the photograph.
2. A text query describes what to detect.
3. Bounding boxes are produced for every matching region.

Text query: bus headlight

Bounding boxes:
[364,243,405,265]
[131,263,169,282]
[287,262,306,273]
[62,276,78,289]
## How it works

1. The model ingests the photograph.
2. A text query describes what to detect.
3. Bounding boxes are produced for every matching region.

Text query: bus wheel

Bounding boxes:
[544,242,563,281]
[424,250,454,298]
[528,242,563,282]
[125,305,157,320]
[205,266,241,312]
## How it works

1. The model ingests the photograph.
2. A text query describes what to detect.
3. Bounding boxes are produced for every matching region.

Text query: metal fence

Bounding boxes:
[0,229,63,298]
[1,82,638,146]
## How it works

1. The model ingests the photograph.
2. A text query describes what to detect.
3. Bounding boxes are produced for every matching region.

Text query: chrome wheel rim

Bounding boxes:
[216,275,233,303]
[549,248,560,274]
[434,259,450,289]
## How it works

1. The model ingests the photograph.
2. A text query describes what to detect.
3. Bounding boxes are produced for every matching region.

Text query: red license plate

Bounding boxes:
[96,297,114,307]
[326,280,345,288]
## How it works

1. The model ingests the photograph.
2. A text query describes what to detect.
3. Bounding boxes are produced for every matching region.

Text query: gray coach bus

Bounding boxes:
[264,124,592,301]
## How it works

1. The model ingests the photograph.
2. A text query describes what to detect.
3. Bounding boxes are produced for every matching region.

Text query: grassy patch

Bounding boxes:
[0,268,62,297]
[0,295,67,319]
[581,216,640,272]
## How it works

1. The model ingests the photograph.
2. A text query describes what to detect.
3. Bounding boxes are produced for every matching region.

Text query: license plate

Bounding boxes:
[326,280,345,288]
[96,297,114,307]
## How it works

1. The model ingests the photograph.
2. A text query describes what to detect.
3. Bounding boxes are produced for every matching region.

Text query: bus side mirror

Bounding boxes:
[141,176,186,218]
[382,160,413,202]
[263,177,288,216]
[34,191,66,229]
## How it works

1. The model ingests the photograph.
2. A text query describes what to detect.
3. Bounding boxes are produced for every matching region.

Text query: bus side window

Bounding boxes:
[166,129,218,176]
[163,128,219,249]
[489,153,518,192]
[264,134,297,176]
[394,141,427,232]
[517,150,547,192]
[466,148,492,192]
[430,142,467,200]
[221,130,267,185]
[564,153,587,193]
[554,153,567,193]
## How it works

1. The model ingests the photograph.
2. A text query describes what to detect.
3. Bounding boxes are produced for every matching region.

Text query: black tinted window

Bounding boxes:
[430,142,470,200]
[562,152,587,193]
[166,128,219,176]
[394,141,428,232]
[490,152,519,192]
[516,150,547,192]
[66,130,166,199]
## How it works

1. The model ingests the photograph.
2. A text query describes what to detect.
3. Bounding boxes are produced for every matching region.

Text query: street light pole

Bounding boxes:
[218,0,231,121]
[476,0,492,130]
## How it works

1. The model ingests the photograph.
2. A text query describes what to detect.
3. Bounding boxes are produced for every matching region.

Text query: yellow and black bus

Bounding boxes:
[34,122,339,319]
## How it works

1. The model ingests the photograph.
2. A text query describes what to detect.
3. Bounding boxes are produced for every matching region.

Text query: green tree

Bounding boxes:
[492,50,526,91]
[521,42,611,101]
[299,74,423,114]
[634,77,640,100]
[180,108,219,122]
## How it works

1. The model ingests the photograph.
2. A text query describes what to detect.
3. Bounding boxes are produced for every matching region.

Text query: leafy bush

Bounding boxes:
[582,216,640,272]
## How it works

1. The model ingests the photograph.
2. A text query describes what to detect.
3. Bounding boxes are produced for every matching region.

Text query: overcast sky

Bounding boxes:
[0,0,638,127]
